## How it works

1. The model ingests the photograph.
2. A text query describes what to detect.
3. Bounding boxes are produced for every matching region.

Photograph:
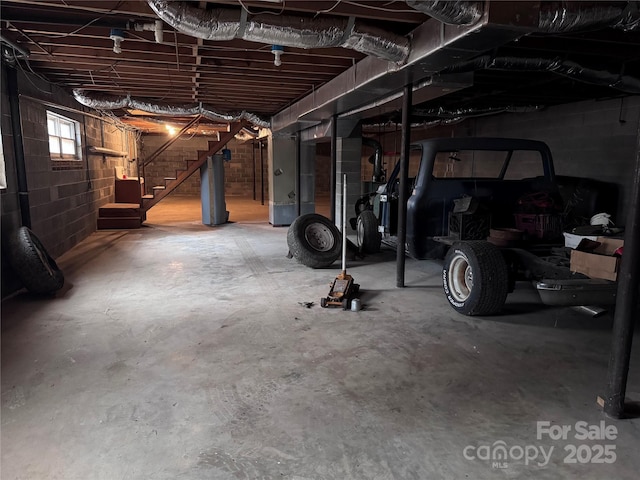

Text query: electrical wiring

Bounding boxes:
[53,1,125,39]
[342,0,418,14]
[314,0,342,17]
[12,50,54,95]
[238,0,286,16]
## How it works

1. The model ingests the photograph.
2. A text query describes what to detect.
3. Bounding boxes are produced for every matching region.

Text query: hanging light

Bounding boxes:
[109,28,125,54]
[271,45,283,67]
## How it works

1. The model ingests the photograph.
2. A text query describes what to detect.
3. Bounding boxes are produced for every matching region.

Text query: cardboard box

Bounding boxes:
[570,237,624,281]
[563,232,598,249]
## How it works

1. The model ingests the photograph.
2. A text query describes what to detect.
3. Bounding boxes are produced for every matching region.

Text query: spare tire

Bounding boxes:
[356,210,381,254]
[442,241,508,316]
[287,214,341,268]
[4,226,65,294]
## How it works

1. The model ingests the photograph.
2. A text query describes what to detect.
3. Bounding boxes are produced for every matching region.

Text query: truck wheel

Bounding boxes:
[4,226,65,294]
[356,210,381,254]
[287,214,341,268]
[442,241,508,316]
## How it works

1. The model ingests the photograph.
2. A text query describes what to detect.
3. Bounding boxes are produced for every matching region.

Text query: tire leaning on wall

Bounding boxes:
[4,226,65,294]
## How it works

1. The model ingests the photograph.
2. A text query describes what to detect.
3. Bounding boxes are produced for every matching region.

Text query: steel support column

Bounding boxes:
[604,118,640,418]
[296,132,301,217]
[396,83,412,288]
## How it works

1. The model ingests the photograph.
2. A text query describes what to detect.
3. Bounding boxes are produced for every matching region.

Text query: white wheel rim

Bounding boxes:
[356,217,364,246]
[304,223,335,252]
[448,253,473,303]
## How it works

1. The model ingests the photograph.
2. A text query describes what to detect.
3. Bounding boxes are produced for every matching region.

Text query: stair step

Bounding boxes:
[98,203,141,218]
[152,186,166,190]
[142,194,154,199]
[164,177,177,181]
[97,216,142,229]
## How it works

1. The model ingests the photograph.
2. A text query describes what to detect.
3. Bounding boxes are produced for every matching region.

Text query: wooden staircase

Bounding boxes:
[141,121,245,213]
[97,121,245,229]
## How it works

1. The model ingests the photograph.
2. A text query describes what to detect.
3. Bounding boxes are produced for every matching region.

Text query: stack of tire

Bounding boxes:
[3,226,65,295]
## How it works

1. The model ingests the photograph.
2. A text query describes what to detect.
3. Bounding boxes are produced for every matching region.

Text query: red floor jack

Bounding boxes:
[321,174,360,309]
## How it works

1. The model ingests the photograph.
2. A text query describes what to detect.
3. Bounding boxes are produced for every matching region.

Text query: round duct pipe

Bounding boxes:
[146,0,410,64]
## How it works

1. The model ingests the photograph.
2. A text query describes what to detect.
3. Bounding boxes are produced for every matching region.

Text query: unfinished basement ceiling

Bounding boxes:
[1,1,639,132]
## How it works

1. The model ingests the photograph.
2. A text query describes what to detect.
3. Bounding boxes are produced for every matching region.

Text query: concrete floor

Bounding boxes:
[2,195,640,479]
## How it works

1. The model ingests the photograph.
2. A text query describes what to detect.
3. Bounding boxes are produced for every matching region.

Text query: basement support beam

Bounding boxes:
[396,83,412,288]
[604,116,640,418]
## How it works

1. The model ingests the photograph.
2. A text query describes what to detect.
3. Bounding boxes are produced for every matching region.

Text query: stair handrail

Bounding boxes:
[141,115,202,169]
[140,121,246,212]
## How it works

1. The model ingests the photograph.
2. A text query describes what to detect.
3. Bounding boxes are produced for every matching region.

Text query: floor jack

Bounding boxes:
[321,174,360,309]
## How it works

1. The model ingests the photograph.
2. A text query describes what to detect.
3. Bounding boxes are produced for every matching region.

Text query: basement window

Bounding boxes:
[47,111,81,161]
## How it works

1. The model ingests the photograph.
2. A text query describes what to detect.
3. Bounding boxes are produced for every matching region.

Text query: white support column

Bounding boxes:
[268,132,297,226]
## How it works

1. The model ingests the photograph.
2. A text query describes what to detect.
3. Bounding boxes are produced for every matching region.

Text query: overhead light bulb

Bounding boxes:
[271,45,283,67]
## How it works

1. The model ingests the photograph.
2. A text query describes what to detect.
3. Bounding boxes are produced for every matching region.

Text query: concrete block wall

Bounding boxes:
[1,64,133,260]
[370,97,640,222]
[140,136,268,197]
[1,64,134,296]
[467,97,640,223]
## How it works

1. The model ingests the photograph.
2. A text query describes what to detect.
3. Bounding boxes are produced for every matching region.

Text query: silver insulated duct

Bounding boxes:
[442,56,640,94]
[405,1,482,25]
[72,90,270,128]
[147,0,410,64]
[538,1,640,32]
[405,0,639,31]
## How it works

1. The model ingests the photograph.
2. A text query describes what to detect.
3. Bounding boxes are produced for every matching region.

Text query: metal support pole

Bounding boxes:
[296,133,301,217]
[330,114,338,222]
[260,141,265,206]
[252,141,256,201]
[396,83,412,288]
[342,173,348,275]
[7,67,31,228]
[604,118,640,418]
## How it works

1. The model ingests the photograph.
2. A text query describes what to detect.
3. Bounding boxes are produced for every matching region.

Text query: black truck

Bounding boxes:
[355,137,620,316]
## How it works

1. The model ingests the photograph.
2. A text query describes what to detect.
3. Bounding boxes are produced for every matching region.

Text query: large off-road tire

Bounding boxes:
[4,226,65,294]
[287,214,341,268]
[356,210,381,254]
[442,241,508,316]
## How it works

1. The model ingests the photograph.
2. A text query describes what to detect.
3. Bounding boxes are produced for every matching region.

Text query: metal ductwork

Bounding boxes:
[362,137,384,182]
[413,105,545,118]
[405,0,639,31]
[538,1,640,32]
[442,56,640,94]
[72,90,270,128]
[147,0,410,64]
[405,1,482,25]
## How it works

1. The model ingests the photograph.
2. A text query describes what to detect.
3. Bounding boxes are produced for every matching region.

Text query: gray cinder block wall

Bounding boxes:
[468,97,640,223]
[371,97,640,223]
[1,63,133,296]
[140,136,268,197]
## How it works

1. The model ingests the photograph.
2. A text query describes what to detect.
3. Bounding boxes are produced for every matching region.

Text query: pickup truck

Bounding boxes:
[354,137,619,316]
